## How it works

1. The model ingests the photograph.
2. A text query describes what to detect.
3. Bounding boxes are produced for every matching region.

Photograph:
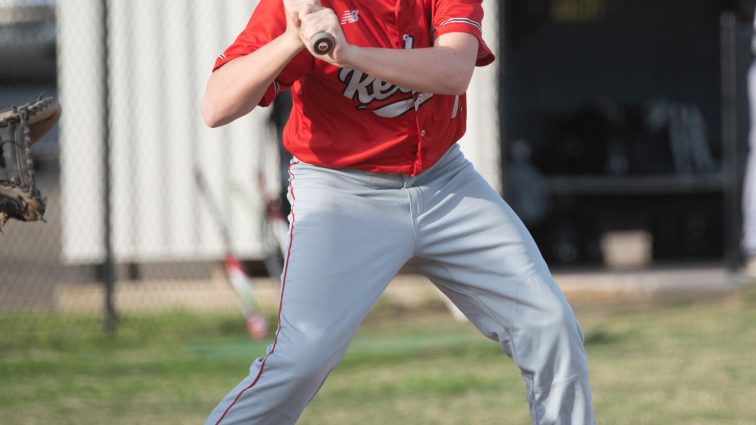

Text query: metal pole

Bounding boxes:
[101,0,117,335]
[720,12,740,271]
[720,12,744,272]
[499,0,509,199]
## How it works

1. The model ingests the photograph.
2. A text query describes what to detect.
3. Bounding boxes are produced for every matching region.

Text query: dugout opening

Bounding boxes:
[499,0,754,268]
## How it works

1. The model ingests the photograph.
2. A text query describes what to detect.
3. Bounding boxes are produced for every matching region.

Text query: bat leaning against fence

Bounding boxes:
[231,172,290,286]
[194,168,269,340]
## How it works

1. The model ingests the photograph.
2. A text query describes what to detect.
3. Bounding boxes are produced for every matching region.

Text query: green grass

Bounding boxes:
[1,285,756,424]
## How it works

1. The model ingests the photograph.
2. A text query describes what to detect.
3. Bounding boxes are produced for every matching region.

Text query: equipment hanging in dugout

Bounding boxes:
[0,96,61,231]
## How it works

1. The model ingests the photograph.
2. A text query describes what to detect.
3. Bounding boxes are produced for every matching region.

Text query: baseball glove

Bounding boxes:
[0,96,61,231]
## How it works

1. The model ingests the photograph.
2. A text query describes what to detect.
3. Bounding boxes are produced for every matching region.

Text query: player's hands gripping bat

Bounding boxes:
[284,0,344,58]
[0,96,60,231]
[195,168,268,340]
[310,32,335,55]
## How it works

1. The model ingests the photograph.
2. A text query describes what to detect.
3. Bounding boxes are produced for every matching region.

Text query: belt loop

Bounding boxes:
[402,175,417,189]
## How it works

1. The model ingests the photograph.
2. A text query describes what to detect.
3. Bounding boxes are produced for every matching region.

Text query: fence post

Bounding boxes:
[100,0,117,335]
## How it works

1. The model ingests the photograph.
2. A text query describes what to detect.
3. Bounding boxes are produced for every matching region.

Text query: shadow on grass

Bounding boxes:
[583,328,622,346]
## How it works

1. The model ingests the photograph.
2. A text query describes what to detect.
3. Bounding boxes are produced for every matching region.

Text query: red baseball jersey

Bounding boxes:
[214,0,495,175]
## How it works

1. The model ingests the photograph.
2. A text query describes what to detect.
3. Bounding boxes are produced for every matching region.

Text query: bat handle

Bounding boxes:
[310,32,335,55]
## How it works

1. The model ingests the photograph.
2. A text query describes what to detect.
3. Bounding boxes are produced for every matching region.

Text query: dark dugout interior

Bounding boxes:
[500,0,754,267]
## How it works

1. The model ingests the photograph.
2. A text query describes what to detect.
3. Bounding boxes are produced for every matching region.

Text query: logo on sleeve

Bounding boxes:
[340,10,359,24]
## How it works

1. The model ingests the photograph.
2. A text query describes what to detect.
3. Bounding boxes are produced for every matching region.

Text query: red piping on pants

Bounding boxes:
[214,160,299,425]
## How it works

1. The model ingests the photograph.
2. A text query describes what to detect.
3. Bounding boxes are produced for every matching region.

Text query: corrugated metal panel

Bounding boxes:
[59,0,278,264]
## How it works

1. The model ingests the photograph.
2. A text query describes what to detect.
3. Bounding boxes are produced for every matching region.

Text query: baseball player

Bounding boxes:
[201,0,597,424]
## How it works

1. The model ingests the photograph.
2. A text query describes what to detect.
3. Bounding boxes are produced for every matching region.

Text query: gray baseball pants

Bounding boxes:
[206,144,596,425]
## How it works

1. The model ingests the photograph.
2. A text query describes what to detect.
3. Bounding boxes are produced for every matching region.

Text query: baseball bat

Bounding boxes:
[310,31,335,55]
[231,177,289,285]
[194,168,268,340]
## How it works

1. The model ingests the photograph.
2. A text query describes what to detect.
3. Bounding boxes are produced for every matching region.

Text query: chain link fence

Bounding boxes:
[1,0,501,336]
[1,0,290,331]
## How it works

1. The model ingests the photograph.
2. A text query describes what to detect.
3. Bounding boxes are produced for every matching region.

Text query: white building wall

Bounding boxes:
[458,1,502,193]
[59,0,276,264]
[58,0,501,264]
[58,0,107,263]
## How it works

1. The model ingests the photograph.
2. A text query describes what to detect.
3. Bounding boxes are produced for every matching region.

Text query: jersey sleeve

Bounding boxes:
[212,0,313,107]
[432,0,495,67]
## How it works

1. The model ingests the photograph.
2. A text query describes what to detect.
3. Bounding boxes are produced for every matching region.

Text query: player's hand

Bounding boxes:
[297,3,350,66]
[282,0,309,46]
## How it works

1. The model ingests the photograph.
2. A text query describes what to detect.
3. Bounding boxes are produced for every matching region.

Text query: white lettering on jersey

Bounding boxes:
[339,68,413,104]
[337,33,435,119]
[451,95,460,119]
